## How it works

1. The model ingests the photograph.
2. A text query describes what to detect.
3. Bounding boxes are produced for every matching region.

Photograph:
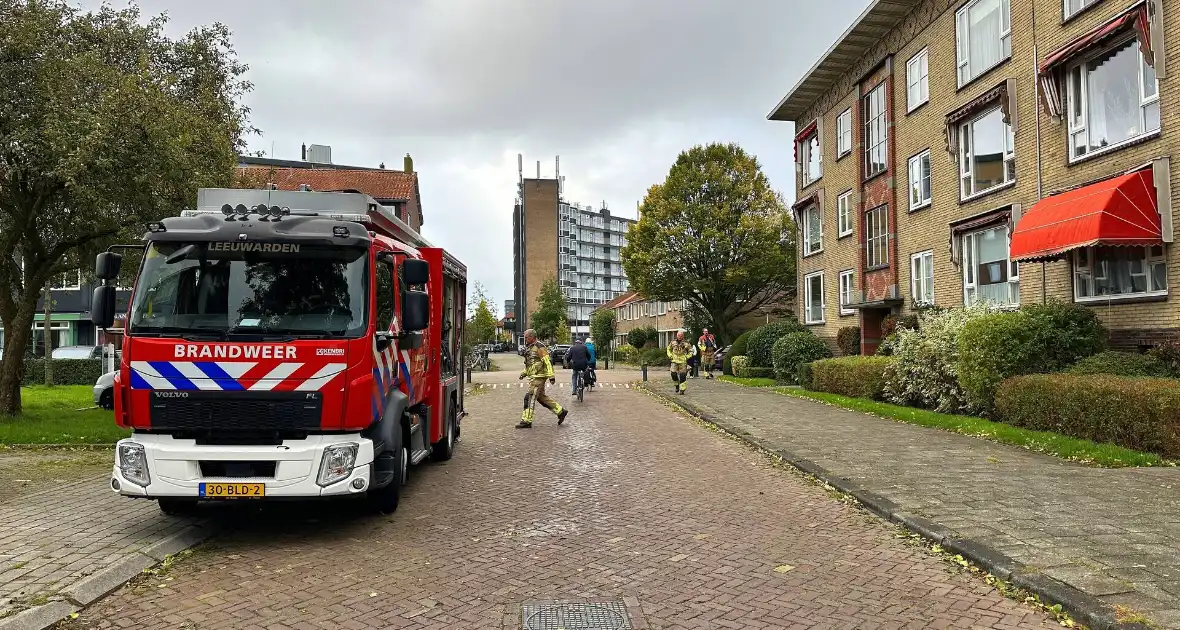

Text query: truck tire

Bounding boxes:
[431,406,456,462]
[366,443,407,515]
[158,498,198,516]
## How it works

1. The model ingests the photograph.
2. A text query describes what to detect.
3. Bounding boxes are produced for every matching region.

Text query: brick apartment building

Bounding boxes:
[596,292,790,350]
[771,0,1173,353]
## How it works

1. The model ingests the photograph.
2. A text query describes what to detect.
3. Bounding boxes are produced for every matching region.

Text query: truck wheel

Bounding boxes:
[431,408,456,462]
[367,444,407,515]
[158,498,199,516]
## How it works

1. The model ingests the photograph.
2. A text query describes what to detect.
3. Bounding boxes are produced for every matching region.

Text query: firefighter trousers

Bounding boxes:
[521,378,563,425]
[670,362,688,392]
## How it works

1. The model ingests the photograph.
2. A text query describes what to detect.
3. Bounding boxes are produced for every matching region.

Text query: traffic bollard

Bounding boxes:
[466,367,472,382]
[641,363,648,382]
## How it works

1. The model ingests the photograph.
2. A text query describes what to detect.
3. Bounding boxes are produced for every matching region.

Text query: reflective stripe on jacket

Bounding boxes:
[667,341,695,364]
[523,342,555,379]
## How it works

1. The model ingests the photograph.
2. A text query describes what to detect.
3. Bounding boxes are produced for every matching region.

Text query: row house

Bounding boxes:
[771,0,1174,353]
[598,292,688,348]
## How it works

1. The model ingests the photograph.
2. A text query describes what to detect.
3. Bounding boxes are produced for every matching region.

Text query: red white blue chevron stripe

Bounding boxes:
[130,361,346,392]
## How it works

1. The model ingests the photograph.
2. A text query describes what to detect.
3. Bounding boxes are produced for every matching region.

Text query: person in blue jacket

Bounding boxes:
[584,339,597,388]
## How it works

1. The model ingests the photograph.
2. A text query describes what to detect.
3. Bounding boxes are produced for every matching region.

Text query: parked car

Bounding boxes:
[549,344,571,368]
[94,371,116,410]
[713,345,731,373]
[52,345,102,360]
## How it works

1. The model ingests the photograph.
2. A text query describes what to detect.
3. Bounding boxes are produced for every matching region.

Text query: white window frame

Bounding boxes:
[804,271,826,325]
[50,269,82,291]
[866,205,889,268]
[864,83,888,179]
[907,48,930,112]
[802,204,824,256]
[838,269,855,316]
[958,106,1015,200]
[908,150,932,211]
[1072,245,1168,302]
[837,191,853,237]
[799,130,822,186]
[1064,0,1099,19]
[956,0,1012,87]
[1065,36,1160,163]
[960,224,1020,308]
[837,108,853,157]
[910,250,935,306]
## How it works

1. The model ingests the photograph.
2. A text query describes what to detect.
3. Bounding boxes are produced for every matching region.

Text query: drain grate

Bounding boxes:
[520,600,632,630]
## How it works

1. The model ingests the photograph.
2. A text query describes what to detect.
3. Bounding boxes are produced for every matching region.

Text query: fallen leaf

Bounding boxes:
[369,592,377,597]
[773,564,795,573]
[693,534,710,540]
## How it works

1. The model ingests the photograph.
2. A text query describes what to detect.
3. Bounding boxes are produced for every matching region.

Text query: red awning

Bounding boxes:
[1010,170,1161,262]
[793,119,818,163]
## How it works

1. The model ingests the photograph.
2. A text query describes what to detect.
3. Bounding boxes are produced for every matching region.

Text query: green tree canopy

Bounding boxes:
[590,309,616,352]
[621,143,795,345]
[0,1,255,414]
[530,277,567,342]
[469,299,497,346]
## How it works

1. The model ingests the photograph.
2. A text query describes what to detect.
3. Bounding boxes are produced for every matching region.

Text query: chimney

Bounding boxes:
[404,153,413,173]
[536,161,540,179]
[379,162,385,169]
[301,143,307,161]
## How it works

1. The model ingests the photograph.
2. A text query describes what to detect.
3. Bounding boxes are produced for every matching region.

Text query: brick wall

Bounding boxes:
[521,179,560,325]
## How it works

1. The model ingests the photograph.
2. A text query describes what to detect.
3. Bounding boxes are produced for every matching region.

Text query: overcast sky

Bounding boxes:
[82,0,867,315]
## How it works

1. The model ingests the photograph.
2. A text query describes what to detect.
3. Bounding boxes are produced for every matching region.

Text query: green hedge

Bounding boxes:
[771,332,831,384]
[796,361,814,390]
[995,374,1180,457]
[724,331,753,375]
[640,346,670,367]
[1065,351,1170,377]
[21,359,105,386]
[729,356,750,375]
[809,356,894,400]
[735,366,775,379]
[747,319,804,368]
[836,326,861,356]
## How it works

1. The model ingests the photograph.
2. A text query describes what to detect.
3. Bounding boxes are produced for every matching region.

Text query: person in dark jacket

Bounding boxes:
[567,339,592,394]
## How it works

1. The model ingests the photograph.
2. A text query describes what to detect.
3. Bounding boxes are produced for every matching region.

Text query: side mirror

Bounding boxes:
[402,290,429,331]
[91,286,117,328]
[95,252,123,281]
[403,259,429,286]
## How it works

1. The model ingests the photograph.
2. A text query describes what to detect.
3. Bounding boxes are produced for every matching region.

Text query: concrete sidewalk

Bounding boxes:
[0,465,217,630]
[647,379,1180,630]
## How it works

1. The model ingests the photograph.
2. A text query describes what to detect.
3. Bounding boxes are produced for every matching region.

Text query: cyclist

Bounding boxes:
[567,338,592,396]
[584,338,597,389]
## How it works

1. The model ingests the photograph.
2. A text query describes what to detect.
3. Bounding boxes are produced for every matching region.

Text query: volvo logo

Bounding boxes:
[153,391,189,399]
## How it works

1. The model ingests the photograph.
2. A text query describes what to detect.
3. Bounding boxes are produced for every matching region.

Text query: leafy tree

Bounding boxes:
[626,327,650,349]
[554,318,571,344]
[530,277,567,342]
[0,1,255,415]
[590,309,616,353]
[468,299,497,346]
[621,143,795,345]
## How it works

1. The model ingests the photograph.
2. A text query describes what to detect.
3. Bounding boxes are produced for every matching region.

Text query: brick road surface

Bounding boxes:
[61,381,1058,629]
[648,379,1180,628]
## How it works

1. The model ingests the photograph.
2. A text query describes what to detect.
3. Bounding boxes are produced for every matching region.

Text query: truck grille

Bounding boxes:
[148,391,323,433]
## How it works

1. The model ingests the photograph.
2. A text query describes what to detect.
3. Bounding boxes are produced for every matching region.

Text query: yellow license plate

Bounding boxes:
[199,482,265,498]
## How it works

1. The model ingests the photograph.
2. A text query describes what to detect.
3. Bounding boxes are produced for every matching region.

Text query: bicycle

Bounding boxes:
[573,368,586,402]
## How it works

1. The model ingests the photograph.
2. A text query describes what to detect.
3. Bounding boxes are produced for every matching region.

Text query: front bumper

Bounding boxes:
[111,433,375,499]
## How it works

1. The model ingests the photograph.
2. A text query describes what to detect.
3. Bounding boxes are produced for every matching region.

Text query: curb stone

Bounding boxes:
[0,521,219,630]
[643,385,1154,630]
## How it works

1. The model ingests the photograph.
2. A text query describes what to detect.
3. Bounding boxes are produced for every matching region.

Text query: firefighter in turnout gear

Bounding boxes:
[518,328,568,428]
[698,328,717,379]
[667,331,696,395]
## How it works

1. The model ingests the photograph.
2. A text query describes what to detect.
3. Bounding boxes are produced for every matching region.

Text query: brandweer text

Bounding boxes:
[174,345,297,359]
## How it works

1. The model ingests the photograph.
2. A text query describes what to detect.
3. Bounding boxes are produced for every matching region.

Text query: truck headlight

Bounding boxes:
[118,442,150,487]
[317,443,359,487]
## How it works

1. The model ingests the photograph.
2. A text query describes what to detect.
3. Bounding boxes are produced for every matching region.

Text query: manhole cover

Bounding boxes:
[521,600,632,630]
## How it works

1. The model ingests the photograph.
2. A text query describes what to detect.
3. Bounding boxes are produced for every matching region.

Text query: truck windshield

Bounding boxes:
[128,242,369,338]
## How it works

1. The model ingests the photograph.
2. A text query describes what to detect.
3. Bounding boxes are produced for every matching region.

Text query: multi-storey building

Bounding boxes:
[770,0,1173,353]
[512,157,634,340]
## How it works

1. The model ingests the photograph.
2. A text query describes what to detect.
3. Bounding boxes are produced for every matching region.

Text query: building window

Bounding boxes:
[804,271,825,324]
[907,48,929,111]
[959,106,1015,199]
[837,191,853,237]
[837,108,853,157]
[1066,37,1159,161]
[961,224,1019,307]
[908,150,932,211]
[910,250,935,306]
[1064,0,1099,19]
[50,270,82,291]
[800,130,822,185]
[1074,245,1167,301]
[956,0,1011,86]
[803,204,823,256]
[839,269,855,315]
[863,83,888,178]
[866,205,889,268]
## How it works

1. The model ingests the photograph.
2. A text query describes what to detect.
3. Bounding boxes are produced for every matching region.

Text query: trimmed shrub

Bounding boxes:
[639,346,670,367]
[836,326,861,356]
[724,331,753,375]
[1065,351,1170,377]
[728,355,750,376]
[1147,340,1180,376]
[884,304,996,414]
[796,361,814,390]
[735,366,775,379]
[21,359,105,386]
[1021,300,1107,367]
[771,332,831,384]
[747,318,805,368]
[627,326,657,349]
[809,356,895,400]
[881,314,919,338]
[995,374,1180,457]
[613,343,639,364]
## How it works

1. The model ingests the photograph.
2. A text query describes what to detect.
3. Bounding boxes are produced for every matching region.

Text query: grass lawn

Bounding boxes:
[0,386,129,445]
[719,375,1164,467]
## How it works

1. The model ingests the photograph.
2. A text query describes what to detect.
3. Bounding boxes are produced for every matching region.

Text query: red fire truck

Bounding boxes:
[89,187,467,515]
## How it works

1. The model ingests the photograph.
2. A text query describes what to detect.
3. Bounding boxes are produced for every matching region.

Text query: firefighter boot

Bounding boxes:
[517,407,534,429]
[557,407,568,425]
[679,374,688,395]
